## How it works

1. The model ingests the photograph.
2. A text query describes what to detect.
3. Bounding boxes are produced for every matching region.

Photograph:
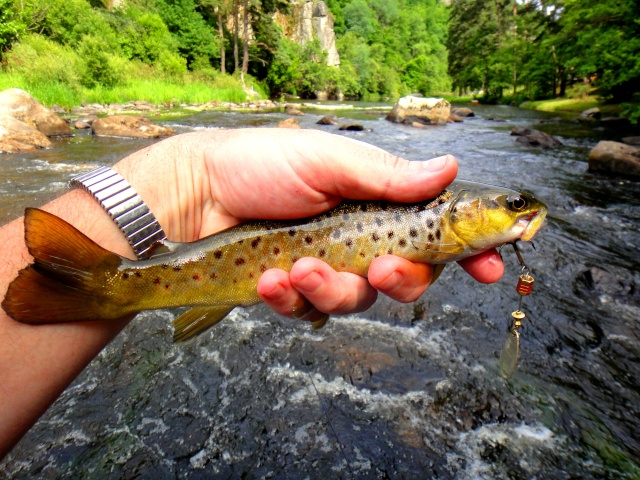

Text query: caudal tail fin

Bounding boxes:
[2,208,126,324]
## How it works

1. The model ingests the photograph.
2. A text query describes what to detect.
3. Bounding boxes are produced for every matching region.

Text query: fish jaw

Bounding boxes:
[519,208,548,242]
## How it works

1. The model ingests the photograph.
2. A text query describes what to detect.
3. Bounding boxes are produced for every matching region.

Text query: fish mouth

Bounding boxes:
[519,209,548,242]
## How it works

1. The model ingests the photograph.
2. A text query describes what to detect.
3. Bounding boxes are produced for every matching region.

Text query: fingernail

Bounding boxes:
[262,282,286,301]
[423,155,451,172]
[295,271,323,294]
[376,271,402,292]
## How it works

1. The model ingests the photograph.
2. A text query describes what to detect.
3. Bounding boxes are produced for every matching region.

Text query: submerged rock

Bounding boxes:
[285,104,305,116]
[277,117,300,128]
[588,140,640,179]
[91,115,175,138]
[338,123,364,131]
[74,115,98,129]
[386,96,451,126]
[317,115,339,125]
[0,88,72,137]
[451,107,474,117]
[511,127,562,148]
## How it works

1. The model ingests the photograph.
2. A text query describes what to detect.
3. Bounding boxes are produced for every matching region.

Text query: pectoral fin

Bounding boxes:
[430,264,446,286]
[412,241,464,255]
[173,306,235,343]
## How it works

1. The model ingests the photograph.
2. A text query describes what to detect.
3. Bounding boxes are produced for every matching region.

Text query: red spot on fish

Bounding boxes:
[193,274,201,281]
[153,277,161,286]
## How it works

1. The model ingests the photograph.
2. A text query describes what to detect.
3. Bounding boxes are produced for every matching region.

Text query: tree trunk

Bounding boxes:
[241,0,249,78]
[233,0,239,72]
[218,9,226,74]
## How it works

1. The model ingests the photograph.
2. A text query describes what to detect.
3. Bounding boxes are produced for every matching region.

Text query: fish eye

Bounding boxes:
[508,196,527,211]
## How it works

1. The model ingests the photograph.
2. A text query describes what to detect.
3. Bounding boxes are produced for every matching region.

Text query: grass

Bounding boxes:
[519,96,621,116]
[0,73,252,109]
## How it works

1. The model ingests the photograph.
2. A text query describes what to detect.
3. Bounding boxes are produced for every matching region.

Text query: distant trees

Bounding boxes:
[447,0,640,113]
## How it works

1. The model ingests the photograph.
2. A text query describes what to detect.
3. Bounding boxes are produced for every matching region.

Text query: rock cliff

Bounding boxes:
[274,0,340,67]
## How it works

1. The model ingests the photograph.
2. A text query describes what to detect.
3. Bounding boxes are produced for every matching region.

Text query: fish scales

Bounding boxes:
[112,194,453,313]
[2,181,548,342]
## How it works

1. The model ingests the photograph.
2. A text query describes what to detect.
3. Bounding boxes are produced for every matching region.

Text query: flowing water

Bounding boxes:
[1,104,639,479]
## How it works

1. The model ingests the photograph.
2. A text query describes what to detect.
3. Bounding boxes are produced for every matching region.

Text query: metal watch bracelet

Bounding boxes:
[70,166,166,259]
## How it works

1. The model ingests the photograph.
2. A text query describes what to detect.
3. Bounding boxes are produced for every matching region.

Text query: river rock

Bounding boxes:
[580,107,601,119]
[588,140,640,179]
[511,127,562,148]
[74,115,98,129]
[0,114,52,153]
[91,115,175,138]
[277,117,300,128]
[448,113,463,123]
[317,115,339,125]
[285,104,304,116]
[386,96,451,126]
[0,88,72,137]
[451,107,474,117]
[338,123,364,131]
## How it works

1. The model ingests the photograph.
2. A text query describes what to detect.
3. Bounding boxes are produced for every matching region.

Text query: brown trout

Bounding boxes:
[2,181,547,342]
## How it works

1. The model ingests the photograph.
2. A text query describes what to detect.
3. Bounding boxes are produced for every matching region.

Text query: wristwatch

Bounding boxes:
[70,166,167,259]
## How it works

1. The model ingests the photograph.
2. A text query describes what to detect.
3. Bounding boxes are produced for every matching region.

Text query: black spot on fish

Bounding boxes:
[173,265,181,271]
[409,228,418,238]
[345,239,353,247]
[193,274,201,281]
[388,248,393,255]
[260,264,267,273]
[387,231,394,239]
[436,229,441,240]
[305,236,313,244]
[428,233,435,242]
[340,262,346,268]
[399,238,407,247]
[210,272,218,280]
[371,233,379,242]
[357,223,364,233]
[273,247,280,255]
[292,256,300,263]
[122,273,129,280]
[359,251,366,258]
[289,229,297,237]
[162,264,169,269]
[233,279,237,284]
[375,217,383,226]
[251,237,261,249]
[214,250,222,259]
[135,272,142,278]
[249,272,254,279]
[154,277,161,286]
[319,249,326,257]
[165,284,171,290]
[238,240,244,245]
[374,253,380,258]
[235,258,246,266]
[427,219,434,229]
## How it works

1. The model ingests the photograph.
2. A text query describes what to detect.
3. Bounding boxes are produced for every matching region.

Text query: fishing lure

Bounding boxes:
[500,242,536,379]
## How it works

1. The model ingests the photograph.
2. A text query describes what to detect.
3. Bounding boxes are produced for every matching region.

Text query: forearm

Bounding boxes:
[0,134,202,458]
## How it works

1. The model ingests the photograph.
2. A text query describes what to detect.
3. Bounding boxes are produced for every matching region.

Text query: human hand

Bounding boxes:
[115,129,504,321]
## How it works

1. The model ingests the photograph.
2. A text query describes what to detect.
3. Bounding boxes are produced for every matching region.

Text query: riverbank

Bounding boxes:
[0,73,255,110]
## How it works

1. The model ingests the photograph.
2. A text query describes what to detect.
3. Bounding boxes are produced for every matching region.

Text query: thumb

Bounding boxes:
[291,132,459,203]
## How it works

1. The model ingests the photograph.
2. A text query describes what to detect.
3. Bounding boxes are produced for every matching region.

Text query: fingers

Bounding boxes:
[367,255,432,303]
[258,258,378,319]
[457,249,504,283]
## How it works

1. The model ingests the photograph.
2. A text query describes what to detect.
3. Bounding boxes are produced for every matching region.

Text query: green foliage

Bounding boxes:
[0,0,27,58]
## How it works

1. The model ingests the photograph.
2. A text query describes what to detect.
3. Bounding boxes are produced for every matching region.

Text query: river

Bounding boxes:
[1,104,639,479]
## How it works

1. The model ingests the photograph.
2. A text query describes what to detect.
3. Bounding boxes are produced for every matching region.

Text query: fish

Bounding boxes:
[2,181,547,343]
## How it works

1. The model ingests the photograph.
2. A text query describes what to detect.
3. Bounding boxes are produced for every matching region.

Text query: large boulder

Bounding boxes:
[588,141,640,179]
[91,115,175,138]
[0,88,72,137]
[511,127,562,148]
[0,114,52,153]
[386,96,451,126]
